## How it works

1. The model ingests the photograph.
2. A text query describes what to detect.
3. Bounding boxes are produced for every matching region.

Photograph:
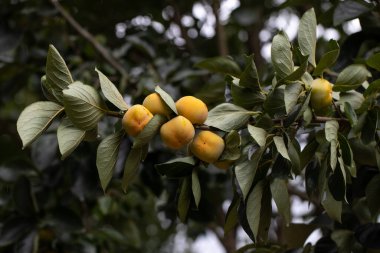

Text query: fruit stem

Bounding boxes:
[324,68,339,77]
[106,110,124,118]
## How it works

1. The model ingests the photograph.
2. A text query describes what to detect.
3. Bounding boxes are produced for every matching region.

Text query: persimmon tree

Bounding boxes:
[14,6,380,253]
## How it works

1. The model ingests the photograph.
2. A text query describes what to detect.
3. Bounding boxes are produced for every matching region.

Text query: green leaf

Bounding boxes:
[154,86,178,114]
[220,130,241,161]
[322,186,342,223]
[331,230,355,253]
[230,82,266,109]
[155,156,196,178]
[330,139,338,171]
[45,44,74,103]
[263,87,286,117]
[95,68,129,111]
[364,79,380,97]
[247,125,267,147]
[270,178,291,226]
[287,136,301,174]
[284,82,302,114]
[333,0,374,26]
[343,102,358,127]
[338,133,356,177]
[246,180,265,241]
[302,72,314,87]
[366,52,380,71]
[57,117,86,160]
[133,114,167,148]
[257,184,272,242]
[325,120,339,142]
[284,91,311,127]
[318,159,329,200]
[313,40,340,76]
[300,139,318,169]
[271,32,294,80]
[361,110,378,144]
[96,130,124,191]
[284,53,309,82]
[348,112,367,139]
[195,56,241,77]
[298,8,317,67]
[17,101,64,149]
[303,106,313,125]
[63,81,107,130]
[333,64,371,92]
[235,148,265,201]
[338,91,364,110]
[205,103,256,131]
[191,170,201,208]
[328,157,346,201]
[224,194,239,234]
[273,136,290,161]
[122,147,143,192]
[239,54,261,90]
[365,174,380,216]
[178,177,191,222]
[41,75,59,103]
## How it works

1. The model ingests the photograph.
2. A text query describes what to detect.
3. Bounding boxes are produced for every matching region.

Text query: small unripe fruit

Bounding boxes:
[176,96,208,124]
[160,116,195,149]
[310,78,333,114]
[142,93,171,116]
[122,104,153,137]
[190,130,225,163]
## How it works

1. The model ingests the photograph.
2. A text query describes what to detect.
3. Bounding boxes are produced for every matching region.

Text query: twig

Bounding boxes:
[106,110,124,118]
[195,125,212,130]
[50,0,128,89]
[212,0,228,56]
[313,116,348,123]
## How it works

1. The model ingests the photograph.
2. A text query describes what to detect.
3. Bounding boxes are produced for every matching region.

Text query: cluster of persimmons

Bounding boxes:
[122,93,229,169]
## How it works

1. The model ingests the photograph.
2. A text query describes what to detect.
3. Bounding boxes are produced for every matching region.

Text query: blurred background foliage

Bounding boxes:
[1,0,380,252]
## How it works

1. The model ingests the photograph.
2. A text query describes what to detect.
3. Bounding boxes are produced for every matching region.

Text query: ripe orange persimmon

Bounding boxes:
[142,93,171,117]
[160,116,195,149]
[175,96,208,125]
[122,104,153,137]
[190,130,225,163]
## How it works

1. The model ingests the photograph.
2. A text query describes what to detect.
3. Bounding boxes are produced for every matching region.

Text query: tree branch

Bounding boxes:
[313,116,349,123]
[50,0,128,90]
[212,0,229,56]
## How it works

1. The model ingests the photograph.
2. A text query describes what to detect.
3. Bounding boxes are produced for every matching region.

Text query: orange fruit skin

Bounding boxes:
[142,93,171,117]
[190,130,225,163]
[310,78,333,114]
[175,96,208,125]
[122,104,153,137]
[160,116,195,149]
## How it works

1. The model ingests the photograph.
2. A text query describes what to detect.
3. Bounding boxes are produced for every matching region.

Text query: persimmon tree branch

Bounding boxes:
[50,0,128,90]
[212,0,229,56]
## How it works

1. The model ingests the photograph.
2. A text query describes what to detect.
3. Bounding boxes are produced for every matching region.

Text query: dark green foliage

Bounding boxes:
[2,0,380,253]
